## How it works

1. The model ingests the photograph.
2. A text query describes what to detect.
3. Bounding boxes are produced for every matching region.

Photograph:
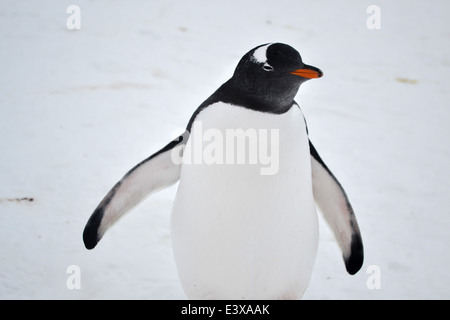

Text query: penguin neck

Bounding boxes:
[217,78,300,114]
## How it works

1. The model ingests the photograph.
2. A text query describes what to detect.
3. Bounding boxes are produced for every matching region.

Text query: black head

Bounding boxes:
[224,43,323,113]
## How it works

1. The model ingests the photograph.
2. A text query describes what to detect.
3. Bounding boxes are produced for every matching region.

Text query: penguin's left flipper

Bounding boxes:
[83,131,189,250]
[310,140,364,275]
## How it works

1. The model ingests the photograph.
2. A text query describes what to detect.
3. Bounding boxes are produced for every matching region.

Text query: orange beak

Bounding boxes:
[291,66,323,79]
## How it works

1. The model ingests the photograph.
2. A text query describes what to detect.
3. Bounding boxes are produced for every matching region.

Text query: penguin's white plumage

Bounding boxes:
[251,43,272,64]
[83,43,363,299]
[171,102,317,299]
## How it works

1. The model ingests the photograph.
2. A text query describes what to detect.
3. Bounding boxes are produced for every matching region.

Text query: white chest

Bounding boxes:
[171,102,318,299]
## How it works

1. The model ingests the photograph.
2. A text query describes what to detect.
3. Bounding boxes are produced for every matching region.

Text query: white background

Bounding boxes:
[0,0,449,299]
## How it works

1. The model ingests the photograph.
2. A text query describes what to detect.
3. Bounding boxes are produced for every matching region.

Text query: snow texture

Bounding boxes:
[0,0,449,299]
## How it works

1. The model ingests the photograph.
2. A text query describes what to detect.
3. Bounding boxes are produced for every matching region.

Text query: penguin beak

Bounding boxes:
[291,65,323,79]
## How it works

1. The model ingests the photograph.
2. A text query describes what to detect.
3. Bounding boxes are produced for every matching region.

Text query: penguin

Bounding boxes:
[83,43,363,299]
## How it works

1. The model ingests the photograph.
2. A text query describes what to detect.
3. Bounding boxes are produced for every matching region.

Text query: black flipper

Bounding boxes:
[310,140,363,274]
[83,131,189,249]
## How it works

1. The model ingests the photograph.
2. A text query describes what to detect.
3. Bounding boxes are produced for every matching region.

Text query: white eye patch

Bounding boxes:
[251,43,272,64]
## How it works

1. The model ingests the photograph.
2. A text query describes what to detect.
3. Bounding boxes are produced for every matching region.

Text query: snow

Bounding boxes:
[1,0,449,299]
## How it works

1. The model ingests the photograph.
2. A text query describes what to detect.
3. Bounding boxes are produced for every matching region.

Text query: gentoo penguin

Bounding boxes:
[83,43,363,299]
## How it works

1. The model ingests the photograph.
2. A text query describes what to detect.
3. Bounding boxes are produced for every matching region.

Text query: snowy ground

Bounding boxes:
[1,0,449,299]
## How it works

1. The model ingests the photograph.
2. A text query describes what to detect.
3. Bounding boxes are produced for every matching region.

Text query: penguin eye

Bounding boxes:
[262,63,274,72]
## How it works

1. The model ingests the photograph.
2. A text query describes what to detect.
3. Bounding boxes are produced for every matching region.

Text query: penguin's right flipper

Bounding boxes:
[83,131,189,250]
[309,140,364,275]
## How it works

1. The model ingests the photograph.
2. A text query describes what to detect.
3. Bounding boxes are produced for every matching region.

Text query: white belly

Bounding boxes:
[171,102,318,299]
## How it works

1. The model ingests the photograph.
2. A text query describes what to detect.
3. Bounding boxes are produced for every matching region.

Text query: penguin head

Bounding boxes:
[228,43,323,113]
